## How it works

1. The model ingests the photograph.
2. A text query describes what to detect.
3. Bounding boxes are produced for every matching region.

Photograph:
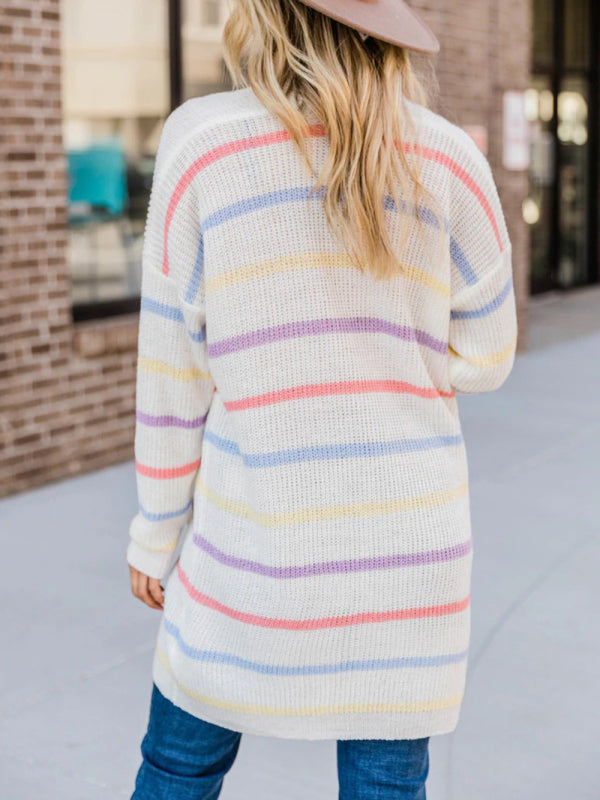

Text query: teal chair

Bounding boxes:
[66,137,139,299]
[67,137,128,215]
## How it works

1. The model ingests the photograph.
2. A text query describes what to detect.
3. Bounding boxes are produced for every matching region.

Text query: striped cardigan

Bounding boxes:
[126,86,518,740]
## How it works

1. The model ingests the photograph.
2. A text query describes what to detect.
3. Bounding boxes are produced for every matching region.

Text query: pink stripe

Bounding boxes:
[136,458,201,479]
[176,560,470,630]
[403,142,502,248]
[224,379,454,412]
[161,123,500,275]
[162,127,317,275]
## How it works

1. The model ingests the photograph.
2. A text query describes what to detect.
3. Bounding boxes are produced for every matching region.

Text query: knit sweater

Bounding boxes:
[126,85,518,741]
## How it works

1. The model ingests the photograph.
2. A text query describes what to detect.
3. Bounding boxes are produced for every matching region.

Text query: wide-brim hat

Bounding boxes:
[296,0,440,54]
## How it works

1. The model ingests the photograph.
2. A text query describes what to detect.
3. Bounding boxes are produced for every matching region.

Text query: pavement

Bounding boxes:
[1,286,599,800]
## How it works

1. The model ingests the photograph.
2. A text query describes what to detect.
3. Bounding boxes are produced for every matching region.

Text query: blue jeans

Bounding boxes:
[131,682,429,799]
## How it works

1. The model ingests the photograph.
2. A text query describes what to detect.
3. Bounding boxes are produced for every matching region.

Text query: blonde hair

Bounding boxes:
[222,0,445,281]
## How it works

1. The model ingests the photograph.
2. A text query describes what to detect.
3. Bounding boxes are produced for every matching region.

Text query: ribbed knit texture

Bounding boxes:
[126,86,518,740]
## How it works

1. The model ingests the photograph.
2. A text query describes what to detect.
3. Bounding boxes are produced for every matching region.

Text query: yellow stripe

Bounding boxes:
[448,336,517,368]
[206,252,449,298]
[196,476,468,526]
[156,644,462,716]
[138,356,211,382]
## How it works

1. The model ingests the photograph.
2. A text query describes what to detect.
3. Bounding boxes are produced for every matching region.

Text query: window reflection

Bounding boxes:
[527,0,595,292]
[61,0,170,306]
[525,77,555,291]
[557,91,588,145]
[563,0,590,69]
[533,0,553,68]
[557,79,590,287]
[182,0,231,100]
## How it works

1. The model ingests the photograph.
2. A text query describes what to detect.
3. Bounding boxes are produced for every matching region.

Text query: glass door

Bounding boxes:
[527,75,556,292]
[527,0,599,293]
[180,0,231,101]
[557,76,591,286]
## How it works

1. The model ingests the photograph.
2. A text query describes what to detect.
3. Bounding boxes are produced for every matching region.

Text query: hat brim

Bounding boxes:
[297,0,440,54]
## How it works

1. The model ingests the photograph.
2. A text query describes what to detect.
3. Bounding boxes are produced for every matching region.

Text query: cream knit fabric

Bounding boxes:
[126,86,518,740]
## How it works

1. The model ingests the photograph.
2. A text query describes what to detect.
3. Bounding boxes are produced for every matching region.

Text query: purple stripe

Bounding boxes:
[192,532,472,578]
[207,317,447,358]
[136,410,208,429]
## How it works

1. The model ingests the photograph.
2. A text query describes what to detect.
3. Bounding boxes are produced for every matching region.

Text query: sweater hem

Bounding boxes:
[151,645,462,741]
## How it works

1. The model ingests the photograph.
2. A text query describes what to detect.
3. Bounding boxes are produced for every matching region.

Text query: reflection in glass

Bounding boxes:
[533,0,553,67]
[526,76,555,290]
[182,0,231,101]
[557,78,590,287]
[61,0,170,305]
[563,0,590,69]
[529,0,595,292]
[557,91,588,145]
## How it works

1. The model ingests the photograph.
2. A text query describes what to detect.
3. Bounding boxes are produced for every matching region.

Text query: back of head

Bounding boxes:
[222,0,445,280]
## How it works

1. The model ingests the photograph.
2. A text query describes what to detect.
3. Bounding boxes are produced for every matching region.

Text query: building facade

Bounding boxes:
[1,0,598,495]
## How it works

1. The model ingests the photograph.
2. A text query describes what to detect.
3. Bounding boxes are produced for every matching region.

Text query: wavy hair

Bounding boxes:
[222,0,445,280]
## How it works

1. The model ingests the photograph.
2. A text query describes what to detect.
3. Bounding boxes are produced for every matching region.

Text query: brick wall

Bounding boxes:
[0,0,139,496]
[0,0,532,497]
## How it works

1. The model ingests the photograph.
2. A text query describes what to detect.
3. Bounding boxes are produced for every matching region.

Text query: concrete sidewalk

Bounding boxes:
[1,292,599,800]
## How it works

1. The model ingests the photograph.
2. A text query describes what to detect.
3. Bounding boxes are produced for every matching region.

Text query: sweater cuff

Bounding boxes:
[126,538,177,582]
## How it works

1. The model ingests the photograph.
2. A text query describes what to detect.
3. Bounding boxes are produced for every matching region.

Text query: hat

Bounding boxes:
[296,0,440,54]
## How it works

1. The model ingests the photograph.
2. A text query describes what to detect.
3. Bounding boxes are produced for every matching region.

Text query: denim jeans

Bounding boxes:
[131,682,430,800]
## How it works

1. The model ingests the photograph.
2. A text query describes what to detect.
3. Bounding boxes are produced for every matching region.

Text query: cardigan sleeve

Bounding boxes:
[447,137,518,395]
[126,111,215,581]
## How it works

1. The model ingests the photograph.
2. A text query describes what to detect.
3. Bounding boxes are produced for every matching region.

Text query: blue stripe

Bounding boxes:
[139,499,192,522]
[184,234,204,304]
[140,296,206,343]
[417,203,442,228]
[199,185,477,291]
[202,186,326,231]
[449,238,478,286]
[382,195,442,230]
[450,274,513,320]
[186,327,206,343]
[383,194,410,215]
[141,297,184,323]
[163,617,469,676]
[203,429,463,468]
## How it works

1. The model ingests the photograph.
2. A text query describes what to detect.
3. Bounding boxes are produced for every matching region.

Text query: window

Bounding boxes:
[563,0,590,70]
[202,0,221,27]
[528,0,599,292]
[61,0,171,319]
[533,0,553,69]
[181,0,231,101]
[61,0,232,320]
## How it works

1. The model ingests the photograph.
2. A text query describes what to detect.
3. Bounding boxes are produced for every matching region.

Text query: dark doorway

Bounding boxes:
[528,0,599,293]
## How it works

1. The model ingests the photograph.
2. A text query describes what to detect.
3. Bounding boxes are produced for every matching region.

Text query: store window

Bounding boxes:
[563,0,590,70]
[61,0,171,319]
[61,0,231,321]
[181,0,231,101]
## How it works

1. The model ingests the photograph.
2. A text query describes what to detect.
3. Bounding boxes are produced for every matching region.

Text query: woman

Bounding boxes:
[127,0,518,797]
